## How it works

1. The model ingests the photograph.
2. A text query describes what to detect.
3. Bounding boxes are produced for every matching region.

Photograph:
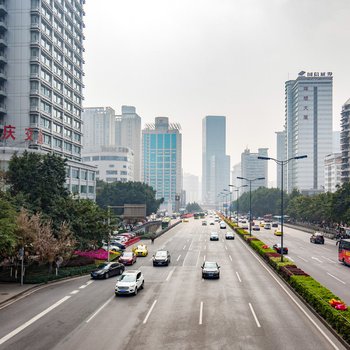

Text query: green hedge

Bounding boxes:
[220,214,350,345]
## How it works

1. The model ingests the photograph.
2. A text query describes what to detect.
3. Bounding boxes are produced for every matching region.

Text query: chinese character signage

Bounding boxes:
[1,125,42,144]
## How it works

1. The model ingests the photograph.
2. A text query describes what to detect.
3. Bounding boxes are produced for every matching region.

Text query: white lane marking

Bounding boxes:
[70,290,79,295]
[79,284,88,289]
[249,303,261,328]
[183,245,186,250]
[176,254,181,261]
[143,300,157,324]
[236,271,242,283]
[188,240,194,251]
[0,296,71,345]
[297,256,308,262]
[86,280,94,286]
[86,296,113,323]
[204,245,206,250]
[225,246,228,250]
[322,256,336,263]
[199,301,203,325]
[229,255,233,262]
[195,251,201,267]
[237,238,340,350]
[166,268,175,282]
[311,257,323,263]
[288,256,295,262]
[327,272,346,285]
[203,255,206,261]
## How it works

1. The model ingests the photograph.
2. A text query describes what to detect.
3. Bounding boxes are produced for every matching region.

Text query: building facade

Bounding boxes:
[183,172,200,204]
[82,107,116,150]
[230,162,242,200]
[142,117,182,212]
[275,131,286,190]
[202,116,230,207]
[340,98,350,183]
[117,106,141,181]
[324,153,342,193]
[0,1,96,198]
[240,148,268,193]
[82,146,134,183]
[285,71,333,194]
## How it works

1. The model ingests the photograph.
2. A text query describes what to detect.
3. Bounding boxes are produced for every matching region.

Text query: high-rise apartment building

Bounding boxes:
[230,163,241,200]
[0,1,96,200]
[324,153,342,193]
[202,116,230,207]
[340,98,350,183]
[285,71,333,194]
[82,107,116,150]
[142,117,182,212]
[117,106,141,181]
[240,148,268,193]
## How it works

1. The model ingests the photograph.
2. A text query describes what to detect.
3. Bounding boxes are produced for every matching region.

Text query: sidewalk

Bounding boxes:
[0,282,39,306]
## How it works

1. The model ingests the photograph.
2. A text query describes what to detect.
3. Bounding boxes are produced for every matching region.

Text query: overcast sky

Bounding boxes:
[83,0,350,182]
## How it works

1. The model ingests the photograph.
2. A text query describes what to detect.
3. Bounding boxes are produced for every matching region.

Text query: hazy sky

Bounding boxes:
[83,0,350,182]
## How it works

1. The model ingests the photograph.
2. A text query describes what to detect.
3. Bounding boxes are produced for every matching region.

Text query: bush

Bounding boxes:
[64,255,95,267]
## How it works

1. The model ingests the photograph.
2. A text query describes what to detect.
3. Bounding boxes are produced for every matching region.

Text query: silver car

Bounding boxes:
[115,270,144,296]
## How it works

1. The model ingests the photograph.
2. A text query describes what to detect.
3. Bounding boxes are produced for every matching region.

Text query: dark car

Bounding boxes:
[91,262,125,279]
[310,232,325,244]
[201,261,220,279]
[272,222,279,228]
[153,250,171,266]
[273,243,288,254]
[119,251,137,265]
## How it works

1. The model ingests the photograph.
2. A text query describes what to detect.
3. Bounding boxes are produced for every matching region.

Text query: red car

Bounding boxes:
[119,252,137,265]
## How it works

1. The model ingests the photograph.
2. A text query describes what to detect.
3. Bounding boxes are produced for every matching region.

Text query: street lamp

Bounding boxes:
[258,155,307,261]
[229,184,248,219]
[237,176,265,236]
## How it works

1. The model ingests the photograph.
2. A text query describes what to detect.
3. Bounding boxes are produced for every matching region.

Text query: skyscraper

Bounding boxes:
[285,71,333,194]
[340,98,350,183]
[142,117,182,212]
[183,172,200,204]
[240,148,268,193]
[202,116,230,207]
[82,107,116,150]
[0,1,96,200]
[117,106,141,181]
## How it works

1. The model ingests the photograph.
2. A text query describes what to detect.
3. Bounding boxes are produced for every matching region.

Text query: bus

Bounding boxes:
[338,239,350,266]
[161,217,171,229]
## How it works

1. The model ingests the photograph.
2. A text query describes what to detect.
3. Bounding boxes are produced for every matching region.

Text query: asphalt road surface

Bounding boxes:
[0,219,347,350]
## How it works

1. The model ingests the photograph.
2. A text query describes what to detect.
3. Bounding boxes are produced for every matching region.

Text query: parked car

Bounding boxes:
[115,270,144,296]
[201,261,220,279]
[252,225,260,231]
[225,232,235,240]
[264,223,271,230]
[153,250,171,266]
[132,244,148,256]
[219,221,226,229]
[119,251,137,265]
[210,232,219,241]
[102,244,123,253]
[272,222,279,228]
[91,262,124,279]
[273,243,288,254]
[310,232,325,244]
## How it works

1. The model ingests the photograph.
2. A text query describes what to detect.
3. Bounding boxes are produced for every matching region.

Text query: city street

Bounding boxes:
[0,219,346,350]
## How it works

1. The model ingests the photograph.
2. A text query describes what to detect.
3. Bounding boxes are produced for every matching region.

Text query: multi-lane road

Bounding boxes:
[0,219,347,349]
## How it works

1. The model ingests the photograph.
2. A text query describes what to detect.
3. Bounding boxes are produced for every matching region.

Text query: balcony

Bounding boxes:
[0,53,6,64]
[0,36,6,48]
[0,86,6,97]
[0,102,6,114]
[0,3,7,16]
[0,69,6,80]
[0,20,7,33]
[30,88,39,96]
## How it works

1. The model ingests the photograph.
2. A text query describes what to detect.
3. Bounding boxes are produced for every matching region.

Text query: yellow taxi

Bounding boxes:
[182,218,189,222]
[274,230,282,236]
[259,221,265,227]
[132,244,148,257]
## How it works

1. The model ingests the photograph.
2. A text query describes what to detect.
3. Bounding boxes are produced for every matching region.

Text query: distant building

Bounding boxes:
[82,146,134,183]
[116,106,141,181]
[324,153,342,193]
[230,163,241,200]
[285,71,333,194]
[240,148,268,193]
[333,131,340,153]
[183,173,200,203]
[142,117,182,211]
[82,107,116,150]
[341,98,350,183]
[202,116,230,207]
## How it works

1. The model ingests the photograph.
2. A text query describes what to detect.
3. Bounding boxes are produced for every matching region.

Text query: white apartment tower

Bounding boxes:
[275,131,286,190]
[285,71,333,194]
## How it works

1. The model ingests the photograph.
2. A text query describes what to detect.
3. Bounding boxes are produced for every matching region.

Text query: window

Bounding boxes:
[53,108,63,120]
[303,96,309,101]
[71,184,79,194]
[73,132,81,142]
[72,168,79,178]
[43,134,51,145]
[64,142,72,151]
[40,101,52,114]
[53,122,62,134]
[80,185,87,193]
[40,117,51,129]
[88,186,95,194]
[53,137,62,148]
[41,69,52,83]
[106,170,118,175]
[64,128,72,138]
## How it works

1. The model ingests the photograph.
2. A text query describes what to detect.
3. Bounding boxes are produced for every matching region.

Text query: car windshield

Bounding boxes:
[204,262,217,268]
[156,251,167,257]
[123,252,133,257]
[97,263,110,269]
[119,274,136,282]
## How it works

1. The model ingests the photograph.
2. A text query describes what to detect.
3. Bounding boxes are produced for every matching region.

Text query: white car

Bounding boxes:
[219,221,226,229]
[115,270,144,296]
[102,244,123,253]
[210,232,219,241]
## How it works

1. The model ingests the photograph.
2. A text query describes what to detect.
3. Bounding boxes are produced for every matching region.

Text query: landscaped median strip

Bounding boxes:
[221,215,350,346]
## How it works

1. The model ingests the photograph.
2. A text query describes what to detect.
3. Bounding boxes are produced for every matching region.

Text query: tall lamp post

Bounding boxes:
[258,155,307,261]
[228,184,248,218]
[237,177,265,236]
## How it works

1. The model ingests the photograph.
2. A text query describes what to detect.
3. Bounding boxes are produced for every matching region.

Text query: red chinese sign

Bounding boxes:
[1,125,42,144]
